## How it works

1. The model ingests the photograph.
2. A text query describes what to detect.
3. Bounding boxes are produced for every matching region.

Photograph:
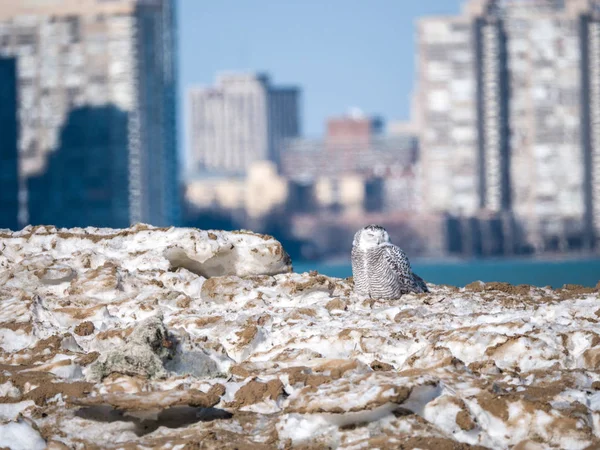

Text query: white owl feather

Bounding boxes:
[351,225,428,299]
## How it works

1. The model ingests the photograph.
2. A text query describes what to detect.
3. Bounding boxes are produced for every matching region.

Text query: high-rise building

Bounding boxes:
[28,106,130,228]
[187,73,300,174]
[0,57,19,230]
[0,0,179,227]
[415,12,481,217]
[416,0,600,248]
[269,86,301,167]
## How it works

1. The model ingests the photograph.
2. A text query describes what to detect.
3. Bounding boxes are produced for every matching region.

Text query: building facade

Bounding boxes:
[0,57,19,230]
[281,115,420,216]
[0,0,179,227]
[27,106,130,228]
[416,0,600,248]
[187,73,300,174]
[326,111,384,146]
[416,13,480,216]
[269,87,301,167]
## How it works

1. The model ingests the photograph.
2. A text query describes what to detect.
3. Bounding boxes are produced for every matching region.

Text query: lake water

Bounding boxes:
[293,257,600,288]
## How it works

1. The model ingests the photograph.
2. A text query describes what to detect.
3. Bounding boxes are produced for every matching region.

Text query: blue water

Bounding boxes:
[293,257,600,288]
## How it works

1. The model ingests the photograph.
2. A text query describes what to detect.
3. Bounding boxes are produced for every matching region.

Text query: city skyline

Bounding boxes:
[177,0,463,146]
[2,0,600,260]
[183,0,600,258]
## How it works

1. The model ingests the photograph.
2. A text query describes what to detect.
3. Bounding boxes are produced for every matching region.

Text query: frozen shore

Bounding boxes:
[0,224,599,449]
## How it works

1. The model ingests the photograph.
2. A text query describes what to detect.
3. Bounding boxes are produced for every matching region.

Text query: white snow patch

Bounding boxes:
[0,420,46,450]
[0,401,35,421]
[0,329,36,352]
[0,381,20,398]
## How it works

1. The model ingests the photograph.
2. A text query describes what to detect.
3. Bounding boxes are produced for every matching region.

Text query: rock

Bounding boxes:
[74,321,95,336]
[88,315,172,381]
[164,350,221,378]
[456,410,476,431]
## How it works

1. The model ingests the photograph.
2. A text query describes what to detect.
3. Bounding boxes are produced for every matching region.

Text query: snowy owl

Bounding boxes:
[351,224,428,299]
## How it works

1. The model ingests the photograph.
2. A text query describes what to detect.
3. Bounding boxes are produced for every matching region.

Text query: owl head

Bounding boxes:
[353,224,390,249]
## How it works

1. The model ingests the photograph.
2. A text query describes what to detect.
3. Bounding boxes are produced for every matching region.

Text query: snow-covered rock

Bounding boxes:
[88,314,172,381]
[0,225,599,449]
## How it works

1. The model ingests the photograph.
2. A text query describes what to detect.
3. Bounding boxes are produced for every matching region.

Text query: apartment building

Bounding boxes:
[187,73,300,174]
[0,0,179,226]
[416,0,600,247]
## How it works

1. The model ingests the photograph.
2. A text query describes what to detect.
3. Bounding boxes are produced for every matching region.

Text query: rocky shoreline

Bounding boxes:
[0,225,599,449]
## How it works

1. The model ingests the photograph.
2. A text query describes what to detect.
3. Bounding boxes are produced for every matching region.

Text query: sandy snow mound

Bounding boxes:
[0,224,599,449]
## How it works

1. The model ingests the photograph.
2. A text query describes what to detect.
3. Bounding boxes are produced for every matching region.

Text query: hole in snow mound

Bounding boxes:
[35,265,76,285]
[164,246,238,278]
[75,405,232,436]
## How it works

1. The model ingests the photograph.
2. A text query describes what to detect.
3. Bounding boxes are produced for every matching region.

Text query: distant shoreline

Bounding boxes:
[302,252,600,267]
[294,256,600,288]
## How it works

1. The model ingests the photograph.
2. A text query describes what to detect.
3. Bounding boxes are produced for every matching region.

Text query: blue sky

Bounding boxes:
[177,0,463,144]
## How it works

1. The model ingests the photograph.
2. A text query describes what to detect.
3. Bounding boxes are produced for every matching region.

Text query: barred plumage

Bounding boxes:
[351,225,428,299]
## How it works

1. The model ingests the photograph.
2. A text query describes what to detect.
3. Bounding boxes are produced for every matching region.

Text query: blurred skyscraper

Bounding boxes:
[0,0,179,227]
[187,73,300,175]
[0,57,19,230]
[416,0,600,249]
[28,106,130,228]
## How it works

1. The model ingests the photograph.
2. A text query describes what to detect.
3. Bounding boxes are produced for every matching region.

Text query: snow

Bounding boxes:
[0,401,35,421]
[0,381,20,398]
[0,420,46,450]
[0,329,36,352]
[0,225,599,448]
[277,414,335,444]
